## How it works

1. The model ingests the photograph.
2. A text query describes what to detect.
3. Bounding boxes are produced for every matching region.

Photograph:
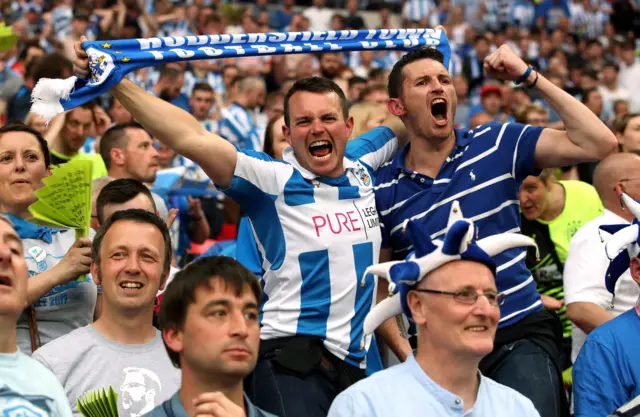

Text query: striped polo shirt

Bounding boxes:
[374,123,544,328]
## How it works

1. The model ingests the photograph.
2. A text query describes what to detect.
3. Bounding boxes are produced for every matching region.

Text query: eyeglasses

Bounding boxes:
[412,288,507,306]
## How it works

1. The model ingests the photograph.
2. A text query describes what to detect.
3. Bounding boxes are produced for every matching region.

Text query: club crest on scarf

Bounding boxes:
[87,47,116,86]
[599,193,640,294]
[360,201,537,335]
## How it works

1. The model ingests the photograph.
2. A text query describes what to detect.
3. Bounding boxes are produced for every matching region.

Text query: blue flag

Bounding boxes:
[31,28,450,120]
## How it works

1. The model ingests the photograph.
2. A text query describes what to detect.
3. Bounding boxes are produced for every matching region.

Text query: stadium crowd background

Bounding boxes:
[3,0,640,416]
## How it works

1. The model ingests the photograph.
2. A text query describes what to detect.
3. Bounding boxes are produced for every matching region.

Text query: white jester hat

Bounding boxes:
[599,193,640,294]
[360,201,538,335]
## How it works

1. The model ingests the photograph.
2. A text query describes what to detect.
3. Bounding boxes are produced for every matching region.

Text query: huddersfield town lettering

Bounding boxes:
[31,28,450,120]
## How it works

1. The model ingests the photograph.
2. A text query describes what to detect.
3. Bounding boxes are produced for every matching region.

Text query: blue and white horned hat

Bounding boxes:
[361,201,538,335]
[599,193,640,294]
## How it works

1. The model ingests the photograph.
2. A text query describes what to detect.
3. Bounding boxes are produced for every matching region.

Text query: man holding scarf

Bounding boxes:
[71,39,406,417]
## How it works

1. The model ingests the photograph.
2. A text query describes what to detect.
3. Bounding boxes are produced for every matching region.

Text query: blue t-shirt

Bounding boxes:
[0,350,73,417]
[573,308,640,417]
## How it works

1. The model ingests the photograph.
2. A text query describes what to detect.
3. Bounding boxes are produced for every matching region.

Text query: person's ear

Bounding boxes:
[388,98,406,117]
[91,261,101,286]
[110,147,126,167]
[162,326,184,358]
[283,122,292,146]
[407,290,427,326]
[630,257,640,286]
[345,115,354,139]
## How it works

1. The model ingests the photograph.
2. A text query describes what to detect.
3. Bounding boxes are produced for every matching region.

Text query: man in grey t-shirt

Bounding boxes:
[32,210,180,417]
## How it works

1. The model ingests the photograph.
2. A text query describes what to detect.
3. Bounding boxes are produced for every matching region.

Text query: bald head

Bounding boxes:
[238,76,266,94]
[237,76,266,110]
[593,152,640,209]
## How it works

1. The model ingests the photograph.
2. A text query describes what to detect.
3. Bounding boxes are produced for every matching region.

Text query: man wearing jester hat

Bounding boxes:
[328,202,541,416]
[572,193,640,417]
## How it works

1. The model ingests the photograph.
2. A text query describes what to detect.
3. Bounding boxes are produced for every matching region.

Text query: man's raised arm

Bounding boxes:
[483,45,617,168]
[73,40,237,188]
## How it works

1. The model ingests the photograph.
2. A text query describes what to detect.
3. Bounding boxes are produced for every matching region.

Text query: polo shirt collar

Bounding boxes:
[282,146,359,181]
[406,354,484,411]
[391,128,471,175]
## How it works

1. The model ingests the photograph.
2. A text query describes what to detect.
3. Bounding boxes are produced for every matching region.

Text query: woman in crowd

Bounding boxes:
[0,122,95,355]
[614,113,640,155]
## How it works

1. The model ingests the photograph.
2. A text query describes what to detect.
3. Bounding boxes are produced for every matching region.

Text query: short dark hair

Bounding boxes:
[586,38,603,48]
[92,209,172,281]
[581,87,600,104]
[96,178,156,224]
[99,122,147,169]
[18,40,44,61]
[157,256,262,368]
[159,66,182,81]
[32,53,72,84]
[348,76,367,89]
[368,67,386,80]
[283,76,349,126]
[582,68,599,81]
[388,46,445,99]
[0,122,51,168]
[360,84,387,101]
[603,61,620,72]
[192,82,214,94]
[222,64,238,76]
[24,56,43,80]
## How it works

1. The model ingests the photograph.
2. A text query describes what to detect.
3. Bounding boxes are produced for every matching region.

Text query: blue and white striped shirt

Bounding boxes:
[402,0,436,22]
[510,0,536,29]
[219,103,262,151]
[374,123,544,328]
[183,70,225,97]
[221,126,398,368]
[200,119,218,134]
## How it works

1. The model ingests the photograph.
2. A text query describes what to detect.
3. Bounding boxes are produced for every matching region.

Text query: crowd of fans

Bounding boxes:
[3,0,640,417]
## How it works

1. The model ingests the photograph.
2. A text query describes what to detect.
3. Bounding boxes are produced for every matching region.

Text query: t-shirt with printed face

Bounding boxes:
[31,325,180,417]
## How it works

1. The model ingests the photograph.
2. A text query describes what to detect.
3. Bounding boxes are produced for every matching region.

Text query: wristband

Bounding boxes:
[527,70,539,89]
[515,66,533,85]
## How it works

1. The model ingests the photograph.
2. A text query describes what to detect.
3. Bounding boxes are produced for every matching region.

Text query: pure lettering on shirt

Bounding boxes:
[311,206,379,237]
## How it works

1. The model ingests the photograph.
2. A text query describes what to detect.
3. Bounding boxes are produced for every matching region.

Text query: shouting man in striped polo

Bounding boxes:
[373,45,616,417]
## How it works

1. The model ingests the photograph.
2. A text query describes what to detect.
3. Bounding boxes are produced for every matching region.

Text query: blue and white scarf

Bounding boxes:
[31,28,450,121]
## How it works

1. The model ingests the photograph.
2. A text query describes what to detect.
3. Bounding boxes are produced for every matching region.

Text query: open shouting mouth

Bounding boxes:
[431,97,448,127]
[309,140,333,160]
